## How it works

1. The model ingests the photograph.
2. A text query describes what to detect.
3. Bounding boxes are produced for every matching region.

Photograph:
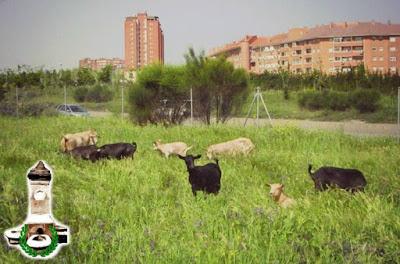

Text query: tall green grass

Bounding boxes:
[239,90,398,123]
[0,117,399,263]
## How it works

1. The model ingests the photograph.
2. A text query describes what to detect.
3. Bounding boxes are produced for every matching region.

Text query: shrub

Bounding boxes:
[20,102,57,117]
[351,89,381,113]
[0,102,15,116]
[326,91,351,111]
[0,101,57,117]
[0,87,6,101]
[86,84,114,103]
[73,86,89,102]
[298,90,327,110]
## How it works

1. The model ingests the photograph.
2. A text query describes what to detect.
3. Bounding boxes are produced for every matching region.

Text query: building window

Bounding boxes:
[372,67,377,72]
[372,57,377,61]
[306,58,312,63]
[390,57,396,62]
[354,37,363,41]
[390,67,397,73]
[379,47,384,52]
[372,47,377,51]
[379,57,384,61]
[389,37,396,42]
[390,47,396,52]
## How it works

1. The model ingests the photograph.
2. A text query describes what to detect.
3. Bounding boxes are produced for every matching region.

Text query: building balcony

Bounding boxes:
[332,40,363,46]
[332,60,361,67]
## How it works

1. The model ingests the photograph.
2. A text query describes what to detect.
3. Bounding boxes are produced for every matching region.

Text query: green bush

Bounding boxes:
[20,102,57,117]
[86,84,114,103]
[73,86,89,102]
[351,89,381,113]
[326,91,351,111]
[298,90,327,110]
[0,87,6,101]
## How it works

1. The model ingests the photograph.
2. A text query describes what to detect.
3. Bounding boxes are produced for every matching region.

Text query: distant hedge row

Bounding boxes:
[298,89,381,113]
[73,84,114,103]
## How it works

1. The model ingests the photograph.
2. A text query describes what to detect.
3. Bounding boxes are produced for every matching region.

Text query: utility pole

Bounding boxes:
[121,80,125,118]
[190,88,193,125]
[60,64,66,107]
[16,86,19,118]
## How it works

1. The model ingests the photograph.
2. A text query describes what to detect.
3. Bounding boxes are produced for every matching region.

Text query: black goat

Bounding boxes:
[308,164,367,192]
[94,142,137,160]
[69,145,99,162]
[178,154,221,196]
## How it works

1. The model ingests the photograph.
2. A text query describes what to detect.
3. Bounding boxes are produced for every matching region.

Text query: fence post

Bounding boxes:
[190,88,193,125]
[121,81,124,118]
[16,86,19,118]
[398,87,399,143]
[64,84,67,107]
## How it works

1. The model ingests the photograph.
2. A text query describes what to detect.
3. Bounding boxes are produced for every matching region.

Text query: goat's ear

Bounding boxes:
[194,154,201,159]
[178,154,185,159]
[280,184,284,189]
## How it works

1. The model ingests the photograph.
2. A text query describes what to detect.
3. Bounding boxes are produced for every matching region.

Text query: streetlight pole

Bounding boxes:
[398,87,399,143]
[61,64,66,107]
[190,88,193,125]
[16,85,19,118]
[121,82,124,118]
[120,79,126,118]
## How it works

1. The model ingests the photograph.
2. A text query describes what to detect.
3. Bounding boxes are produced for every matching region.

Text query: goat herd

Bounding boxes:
[60,129,367,208]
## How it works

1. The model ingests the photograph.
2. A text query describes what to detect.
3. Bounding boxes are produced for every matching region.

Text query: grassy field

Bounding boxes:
[239,90,398,123]
[7,86,398,123]
[0,116,399,263]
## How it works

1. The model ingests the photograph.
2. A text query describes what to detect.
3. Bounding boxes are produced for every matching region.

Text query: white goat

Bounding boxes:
[268,183,296,208]
[206,137,254,159]
[153,139,192,158]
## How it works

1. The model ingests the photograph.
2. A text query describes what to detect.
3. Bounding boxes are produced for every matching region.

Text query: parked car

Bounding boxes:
[56,104,90,117]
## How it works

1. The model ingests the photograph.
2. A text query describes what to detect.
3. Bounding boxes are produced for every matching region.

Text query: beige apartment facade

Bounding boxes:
[124,12,164,70]
[79,58,124,71]
[209,21,400,75]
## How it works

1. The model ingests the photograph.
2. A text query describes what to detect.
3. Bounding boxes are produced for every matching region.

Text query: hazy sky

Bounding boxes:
[0,0,399,69]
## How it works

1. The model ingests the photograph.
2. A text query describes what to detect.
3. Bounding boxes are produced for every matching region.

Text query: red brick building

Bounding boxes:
[79,58,124,71]
[209,21,400,74]
[124,12,164,70]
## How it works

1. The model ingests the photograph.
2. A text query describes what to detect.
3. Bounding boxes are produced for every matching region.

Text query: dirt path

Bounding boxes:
[227,118,399,138]
[89,111,399,138]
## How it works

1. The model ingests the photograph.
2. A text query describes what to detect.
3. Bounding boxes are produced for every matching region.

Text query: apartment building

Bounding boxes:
[124,12,164,70]
[208,21,400,74]
[79,58,124,71]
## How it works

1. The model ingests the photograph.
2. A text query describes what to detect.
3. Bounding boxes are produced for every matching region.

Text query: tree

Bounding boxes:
[184,48,212,124]
[184,48,249,124]
[98,65,113,84]
[128,64,189,125]
[59,69,75,87]
[76,68,96,86]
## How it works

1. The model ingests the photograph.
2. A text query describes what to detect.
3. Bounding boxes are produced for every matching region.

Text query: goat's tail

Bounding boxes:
[308,164,313,175]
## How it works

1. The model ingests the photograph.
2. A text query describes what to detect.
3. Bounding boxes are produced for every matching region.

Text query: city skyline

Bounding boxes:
[0,0,400,69]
